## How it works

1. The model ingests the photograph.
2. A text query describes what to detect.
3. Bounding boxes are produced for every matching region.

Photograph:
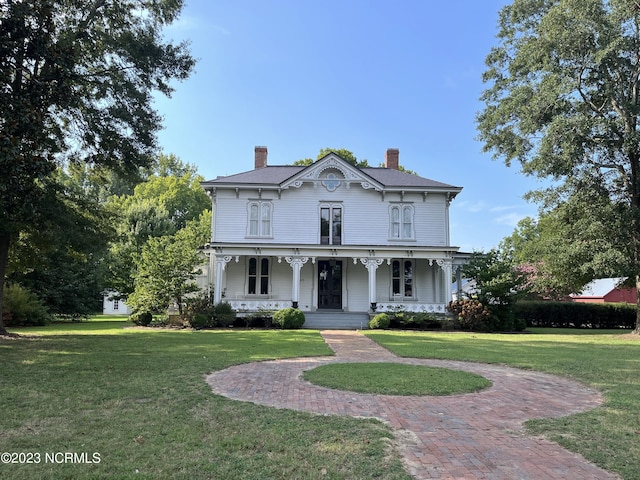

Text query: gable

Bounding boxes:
[280,153,384,192]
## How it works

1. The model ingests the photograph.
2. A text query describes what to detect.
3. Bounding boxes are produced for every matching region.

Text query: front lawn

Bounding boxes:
[366,329,640,480]
[1,320,410,480]
[3,321,638,479]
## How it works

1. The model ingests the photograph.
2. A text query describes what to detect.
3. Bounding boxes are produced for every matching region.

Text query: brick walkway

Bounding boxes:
[205,330,619,479]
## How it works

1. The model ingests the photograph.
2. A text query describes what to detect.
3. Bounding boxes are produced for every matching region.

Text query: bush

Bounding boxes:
[388,312,443,330]
[3,283,50,326]
[214,302,236,326]
[272,307,305,329]
[182,296,236,329]
[130,311,153,326]
[368,313,390,329]
[514,301,635,329]
[447,299,492,331]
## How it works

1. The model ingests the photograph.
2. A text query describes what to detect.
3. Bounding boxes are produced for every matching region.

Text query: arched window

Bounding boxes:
[391,259,414,298]
[389,204,414,240]
[248,258,269,295]
[247,201,272,237]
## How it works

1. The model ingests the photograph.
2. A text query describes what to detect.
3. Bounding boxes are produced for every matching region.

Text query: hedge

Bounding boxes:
[514,301,635,329]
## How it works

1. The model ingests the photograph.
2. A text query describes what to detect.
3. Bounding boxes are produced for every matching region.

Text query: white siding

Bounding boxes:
[213,184,448,247]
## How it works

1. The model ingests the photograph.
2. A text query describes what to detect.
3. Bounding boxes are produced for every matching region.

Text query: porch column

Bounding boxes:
[437,258,453,304]
[360,257,383,311]
[285,256,308,308]
[214,255,232,304]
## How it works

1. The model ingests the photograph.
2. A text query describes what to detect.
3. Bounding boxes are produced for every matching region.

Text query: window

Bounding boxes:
[320,205,342,245]
[248,258,269,295]
[392,259,414,298]
[390,205,414,240]
[248,201,272,237]
[113,299,119,311]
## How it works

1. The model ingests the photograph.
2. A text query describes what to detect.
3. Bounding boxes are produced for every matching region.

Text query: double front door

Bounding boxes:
[318,260,342,309]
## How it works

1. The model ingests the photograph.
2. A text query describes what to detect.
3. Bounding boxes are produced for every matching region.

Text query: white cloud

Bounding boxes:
[493,212,526,227]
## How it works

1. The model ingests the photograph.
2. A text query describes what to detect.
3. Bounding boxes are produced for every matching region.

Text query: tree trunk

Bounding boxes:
[0,232,10,335]
[635,275,640,335]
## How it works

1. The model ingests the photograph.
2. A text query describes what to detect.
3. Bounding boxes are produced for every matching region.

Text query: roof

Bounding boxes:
[573,278,628,298]
[203,164,460,190]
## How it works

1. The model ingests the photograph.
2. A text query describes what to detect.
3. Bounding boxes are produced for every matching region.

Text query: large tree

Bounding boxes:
[477,0,640,333]
[127,210,211,315]
[106,168,210,298]
[0,1,194,333]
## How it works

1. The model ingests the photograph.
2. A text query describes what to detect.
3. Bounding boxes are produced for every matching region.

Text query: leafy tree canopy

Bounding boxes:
[106,164,210,298]
[477,0,640,331]
[128,210,211,315]
[0,0,195,333]
[293,148,369,167]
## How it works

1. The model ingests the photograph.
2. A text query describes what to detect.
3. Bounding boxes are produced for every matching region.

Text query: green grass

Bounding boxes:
[1,320,411,480]
[366,328,640,480]
[303,362,491,396]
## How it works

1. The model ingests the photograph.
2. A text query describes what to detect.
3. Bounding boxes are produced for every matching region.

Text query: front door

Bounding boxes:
[318,260,342,309]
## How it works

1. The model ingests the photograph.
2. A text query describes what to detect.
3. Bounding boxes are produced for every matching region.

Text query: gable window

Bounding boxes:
[390,204,414,240]
[248,257,269,295]
[320,204,342,245]
[247,201,272,237]
[392,259,414,298]
[113,299,119,311]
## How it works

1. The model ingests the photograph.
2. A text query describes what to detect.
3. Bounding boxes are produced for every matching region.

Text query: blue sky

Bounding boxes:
[153,0,544,252]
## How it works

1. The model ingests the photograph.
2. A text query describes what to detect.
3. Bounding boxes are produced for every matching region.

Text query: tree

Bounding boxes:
[460,249,529,331]
[128,211,211,315]
[8,168,112,317]
[502,192,630,299]
[106,170,210,298]
[0,0,194,333]
[293,148,369,167]
[477,0,640,333]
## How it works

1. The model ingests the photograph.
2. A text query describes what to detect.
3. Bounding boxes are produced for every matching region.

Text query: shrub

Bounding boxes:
[130,311,152,326]
[214,302,236,326]
[3,283,50,326]
[447,299,492,331]
[388,312,443,330]
[368,313,390,329]
[272,307,305,329]
[190,313,209,329]
[514,301,635,329]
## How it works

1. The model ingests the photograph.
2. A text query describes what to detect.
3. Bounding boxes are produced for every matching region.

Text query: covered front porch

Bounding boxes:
[203,244,467,315]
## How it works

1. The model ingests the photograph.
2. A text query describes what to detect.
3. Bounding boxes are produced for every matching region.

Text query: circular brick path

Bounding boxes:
[205,331,619,479]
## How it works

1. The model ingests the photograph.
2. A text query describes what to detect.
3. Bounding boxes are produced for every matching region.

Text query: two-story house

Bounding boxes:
[201,147,464,328]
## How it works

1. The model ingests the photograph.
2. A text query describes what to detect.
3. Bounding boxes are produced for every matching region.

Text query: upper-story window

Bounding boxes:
[320,204,342,245]
[247,201,272,237]
[389,204,414,240]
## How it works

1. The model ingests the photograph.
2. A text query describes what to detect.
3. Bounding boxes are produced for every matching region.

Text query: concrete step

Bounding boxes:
[302,311,369,330]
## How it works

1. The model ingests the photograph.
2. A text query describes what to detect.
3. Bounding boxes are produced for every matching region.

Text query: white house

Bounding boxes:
[102,291,132,315]
[201,147,465,327]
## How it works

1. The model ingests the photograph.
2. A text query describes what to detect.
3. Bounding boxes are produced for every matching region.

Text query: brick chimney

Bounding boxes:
[254,146,268,169]
[385,148,399,169]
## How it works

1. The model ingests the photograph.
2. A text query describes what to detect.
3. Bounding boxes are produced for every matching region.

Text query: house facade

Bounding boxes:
[201,147,465,320]
[102,291,132,315]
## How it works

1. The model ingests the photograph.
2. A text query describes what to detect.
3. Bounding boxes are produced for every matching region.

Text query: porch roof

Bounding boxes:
[204,242,461,261]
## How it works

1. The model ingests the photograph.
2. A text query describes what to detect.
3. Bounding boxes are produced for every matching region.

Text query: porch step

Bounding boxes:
[302,311,370,330]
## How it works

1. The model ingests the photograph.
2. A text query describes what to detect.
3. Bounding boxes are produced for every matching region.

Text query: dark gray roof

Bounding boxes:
[362,167,458,189]
[204,166,303,185]
[203,165,460,190]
